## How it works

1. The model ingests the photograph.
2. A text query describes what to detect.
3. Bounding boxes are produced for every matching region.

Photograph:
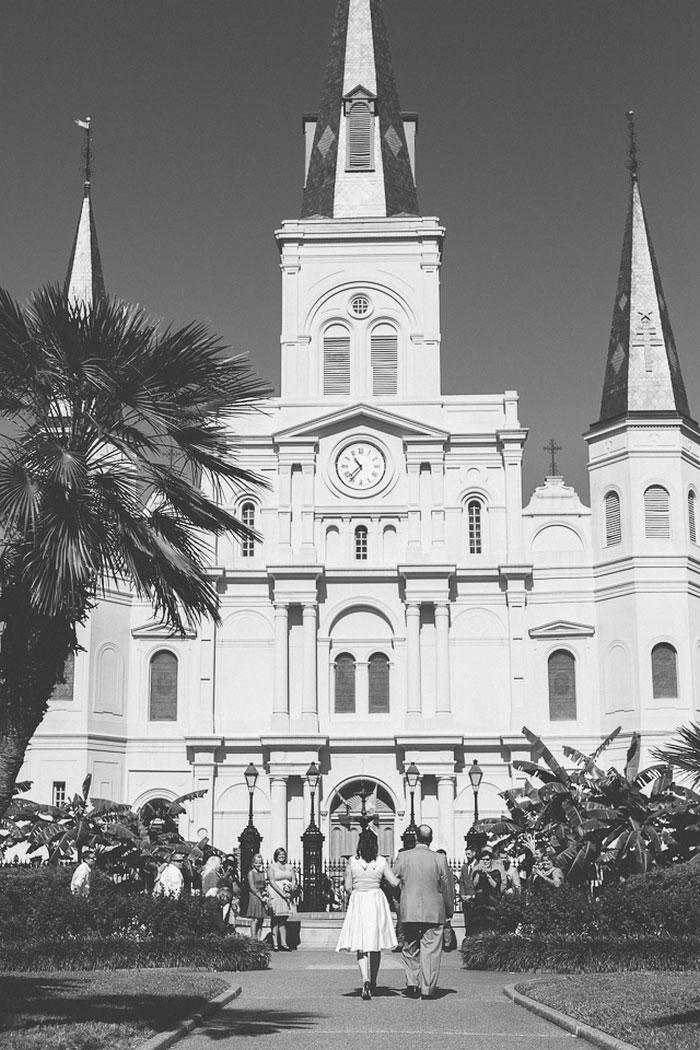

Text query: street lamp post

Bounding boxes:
[238,762,262,912]
[465,759,487,853]
[401,762,420,849]
[301,761,325,912]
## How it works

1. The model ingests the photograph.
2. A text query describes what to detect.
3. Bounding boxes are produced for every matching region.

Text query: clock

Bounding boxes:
[336,441,387,491]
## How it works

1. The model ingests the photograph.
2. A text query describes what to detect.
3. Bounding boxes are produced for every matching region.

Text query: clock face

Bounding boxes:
[336,442,387,491]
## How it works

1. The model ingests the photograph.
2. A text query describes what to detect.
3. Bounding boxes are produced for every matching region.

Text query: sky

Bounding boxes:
[1,0,698,500]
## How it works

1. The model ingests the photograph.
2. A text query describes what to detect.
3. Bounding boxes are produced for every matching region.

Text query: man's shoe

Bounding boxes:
[403,985,420,998]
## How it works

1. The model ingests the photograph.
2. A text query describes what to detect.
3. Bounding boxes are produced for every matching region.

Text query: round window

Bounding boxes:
[350,294,371,317]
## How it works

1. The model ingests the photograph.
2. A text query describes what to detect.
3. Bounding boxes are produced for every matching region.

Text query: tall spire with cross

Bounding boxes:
[64,117,106,308]
[597,112,691,424]
[301,0,420,219]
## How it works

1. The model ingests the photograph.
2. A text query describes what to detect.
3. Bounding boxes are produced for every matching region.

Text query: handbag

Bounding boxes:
[443,920,456,951]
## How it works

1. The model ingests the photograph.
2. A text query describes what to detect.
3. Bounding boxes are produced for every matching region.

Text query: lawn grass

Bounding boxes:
[0,969,229,1050]
[517,972,700,1050]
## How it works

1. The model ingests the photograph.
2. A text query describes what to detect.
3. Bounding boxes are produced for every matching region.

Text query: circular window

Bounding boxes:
[350,294,371,317]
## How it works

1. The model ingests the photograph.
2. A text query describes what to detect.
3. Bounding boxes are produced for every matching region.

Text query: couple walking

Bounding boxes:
[336,824,454,1001]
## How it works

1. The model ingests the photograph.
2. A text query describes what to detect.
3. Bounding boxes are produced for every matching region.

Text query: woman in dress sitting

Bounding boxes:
[336,829,400,1000]
[267,847,297,951]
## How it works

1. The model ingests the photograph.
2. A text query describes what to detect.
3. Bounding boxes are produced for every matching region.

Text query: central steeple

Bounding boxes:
[301,0,420,219]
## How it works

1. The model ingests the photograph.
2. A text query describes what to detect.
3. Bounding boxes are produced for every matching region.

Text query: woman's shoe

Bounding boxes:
[362,981,372,1001]
[271,945,279,951]
[280,945,292,952]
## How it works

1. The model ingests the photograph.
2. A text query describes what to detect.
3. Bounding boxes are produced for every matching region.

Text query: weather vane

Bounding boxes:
[74,116,93,186]
[626,110,640,181]
[544,438,562,477]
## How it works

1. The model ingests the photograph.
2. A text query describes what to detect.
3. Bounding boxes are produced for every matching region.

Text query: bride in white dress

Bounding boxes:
[336,829,400,1000]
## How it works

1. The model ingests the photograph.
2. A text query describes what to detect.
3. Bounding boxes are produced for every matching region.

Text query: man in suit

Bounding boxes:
[392,824,454,1000]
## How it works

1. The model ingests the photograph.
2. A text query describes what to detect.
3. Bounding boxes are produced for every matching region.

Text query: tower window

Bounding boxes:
[149,651,178,721]
[347,101,373,170]
[651,642,678,699]
[323,325,351,395]
[548,650,577,720]
[371,325,398,395]
[355,525,368,561]
[467,500,482,554]
[689,491,697,544]
[368,652,390,713]
[604,491,621,546]
[350,294,370,317]
[334,653,356,713]
[241,501,255,558]
[644,485,670,539]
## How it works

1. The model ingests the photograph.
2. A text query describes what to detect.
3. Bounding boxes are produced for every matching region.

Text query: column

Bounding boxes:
[435,602,451,715]
[278,464,292,555]
[272,603,289,730]
[407,463,421,550]
[269,775,289,853]
[431,462,446,547]
[505,577,527,730]
[437,775,456,858]
[301,603,318,727]
[301,462,316,556]
[406,603,422,720]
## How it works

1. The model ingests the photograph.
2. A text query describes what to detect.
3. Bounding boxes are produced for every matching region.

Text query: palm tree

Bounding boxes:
[655,723,700,789]
[0,284,270,818]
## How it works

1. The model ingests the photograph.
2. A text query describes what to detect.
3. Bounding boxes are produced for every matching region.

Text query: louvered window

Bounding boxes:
[548,650,577,721]
[468,499,482,554]
[368,653,390,713]
[335,653,356,713]
[355,525,368,561]
[323,327,351,395]
[241,501,255,558]
[652,643,678,699]
[371,327,398,395]
[149,651,177,721]
[347,102,373,170]
[689,491,697,544]
[644,485,670,539]
[604,491,621,546]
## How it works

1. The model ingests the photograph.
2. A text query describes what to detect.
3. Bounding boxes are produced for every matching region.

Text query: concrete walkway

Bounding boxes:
[176,949,580,1050]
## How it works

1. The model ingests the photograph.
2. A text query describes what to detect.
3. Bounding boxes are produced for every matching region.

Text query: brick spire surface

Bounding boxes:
[301,0,419,219]
[598,171,691,423]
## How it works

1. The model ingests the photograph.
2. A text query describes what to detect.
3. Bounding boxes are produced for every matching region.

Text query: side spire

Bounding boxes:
[301,0,419,219]
[598,112,690,424]
[64,117,106,308]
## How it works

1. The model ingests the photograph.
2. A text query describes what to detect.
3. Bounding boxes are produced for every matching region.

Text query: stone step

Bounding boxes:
[236,911,465,950]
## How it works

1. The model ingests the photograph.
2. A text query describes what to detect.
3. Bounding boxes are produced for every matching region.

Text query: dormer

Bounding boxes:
[343,86,377,171]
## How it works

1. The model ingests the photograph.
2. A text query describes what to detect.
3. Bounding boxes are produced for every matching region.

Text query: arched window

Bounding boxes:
[149,651,178,721]
[241,501,255,558]
[323,324,351,395]
[334,653,356,713]
[651,643,678,699]
[548,650,576,721]
[347,101,373,169]
[604,491,621,546]
[467,499,482,554]
[355,525,368,561]
[371,324,398,395]
[368,653,390,713]
[644,485,670,539]
[689,491,697,544]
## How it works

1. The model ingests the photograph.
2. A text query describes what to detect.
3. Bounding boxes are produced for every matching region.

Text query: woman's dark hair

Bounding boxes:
[273,847,287,862]
[356,829,378,863]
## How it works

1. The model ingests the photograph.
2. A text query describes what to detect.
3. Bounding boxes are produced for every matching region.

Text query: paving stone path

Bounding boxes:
[177,949,578,1050]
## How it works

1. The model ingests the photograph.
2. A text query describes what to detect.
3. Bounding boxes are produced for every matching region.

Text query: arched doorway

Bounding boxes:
[328,779,396,861]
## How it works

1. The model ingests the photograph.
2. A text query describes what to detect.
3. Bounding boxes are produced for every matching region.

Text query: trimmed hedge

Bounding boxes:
[462,933,700,973]
[0,935,270,972]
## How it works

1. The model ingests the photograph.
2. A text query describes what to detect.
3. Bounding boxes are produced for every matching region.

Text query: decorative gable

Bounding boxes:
[529,621,595,640]
[273,402,448,445]
[132,619,197,640]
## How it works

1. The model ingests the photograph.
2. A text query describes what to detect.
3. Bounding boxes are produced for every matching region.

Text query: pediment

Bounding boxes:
[529,620,595,640]
[132,619,197,640]
[273,403,448,444]
[344,84,376,101]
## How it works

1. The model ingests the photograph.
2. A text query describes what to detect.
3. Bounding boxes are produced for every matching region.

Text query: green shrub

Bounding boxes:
[462,933,700,973]
[0,936,270,972]
[595,862,700,938]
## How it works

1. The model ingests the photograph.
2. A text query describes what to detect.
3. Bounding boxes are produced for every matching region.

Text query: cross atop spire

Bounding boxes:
[64,118,105,308]
[597,113,691,425]
[301,0,420,219]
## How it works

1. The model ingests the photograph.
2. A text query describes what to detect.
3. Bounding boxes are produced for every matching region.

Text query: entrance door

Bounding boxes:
[329,779,396,862]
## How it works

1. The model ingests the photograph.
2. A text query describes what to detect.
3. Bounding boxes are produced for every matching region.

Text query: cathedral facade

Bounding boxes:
[21,0,700,860]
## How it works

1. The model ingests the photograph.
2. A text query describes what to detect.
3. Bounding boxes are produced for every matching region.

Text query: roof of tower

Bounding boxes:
[301,0,420,219]
[598,117,690,424]
[64,120,105,308]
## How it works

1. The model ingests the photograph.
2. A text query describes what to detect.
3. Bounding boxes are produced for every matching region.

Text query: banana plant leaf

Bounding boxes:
[592,726,622,761]
[521,726,570,784]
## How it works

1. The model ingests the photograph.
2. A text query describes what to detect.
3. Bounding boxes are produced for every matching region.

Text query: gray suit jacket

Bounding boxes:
[393,844,454,924]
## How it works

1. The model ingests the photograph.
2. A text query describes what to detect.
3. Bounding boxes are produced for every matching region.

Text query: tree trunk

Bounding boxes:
[0,720,45,819]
